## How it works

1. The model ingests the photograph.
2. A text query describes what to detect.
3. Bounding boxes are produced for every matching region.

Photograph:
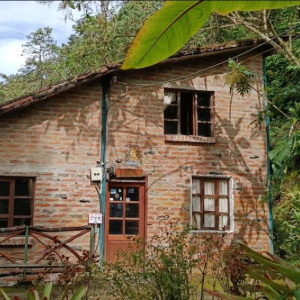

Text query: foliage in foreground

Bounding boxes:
[0,282,87,300]
[207,243,300,300]
[273,176,300,264]
[99,218,254,300]
[121,1,300,69]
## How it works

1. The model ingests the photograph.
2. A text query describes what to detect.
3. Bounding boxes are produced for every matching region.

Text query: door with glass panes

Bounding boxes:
[105,182,145,262]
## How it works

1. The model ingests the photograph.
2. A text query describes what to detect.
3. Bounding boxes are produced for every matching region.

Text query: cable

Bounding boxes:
[116,25,299,87]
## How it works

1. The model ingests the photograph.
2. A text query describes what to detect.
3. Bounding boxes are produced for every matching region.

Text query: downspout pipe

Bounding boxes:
[99,77,110,265]
[263,55,274,254]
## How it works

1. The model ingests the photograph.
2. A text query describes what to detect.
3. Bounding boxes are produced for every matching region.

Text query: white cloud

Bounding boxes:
[0,39,26,75]
[0,1,82,75]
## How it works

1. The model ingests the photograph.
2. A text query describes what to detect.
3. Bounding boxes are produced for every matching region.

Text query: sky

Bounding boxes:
[0,1,82,76]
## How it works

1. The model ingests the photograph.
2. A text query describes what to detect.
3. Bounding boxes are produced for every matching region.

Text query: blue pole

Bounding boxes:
[99,79,109,265]
[263,56,274,254]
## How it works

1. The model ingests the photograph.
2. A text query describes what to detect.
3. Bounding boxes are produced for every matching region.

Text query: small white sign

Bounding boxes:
[89,213,102,224]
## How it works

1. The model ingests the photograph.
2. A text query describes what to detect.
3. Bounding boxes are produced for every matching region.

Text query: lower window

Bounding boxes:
[0,177,34,228]
[191,176,231,230]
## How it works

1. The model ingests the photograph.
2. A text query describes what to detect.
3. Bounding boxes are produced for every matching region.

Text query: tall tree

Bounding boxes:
[21,27,59,88]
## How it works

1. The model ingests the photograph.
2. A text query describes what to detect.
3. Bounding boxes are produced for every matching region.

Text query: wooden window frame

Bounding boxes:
[191,176,231,231]
[164,89,214,137]
[0,177,35,228]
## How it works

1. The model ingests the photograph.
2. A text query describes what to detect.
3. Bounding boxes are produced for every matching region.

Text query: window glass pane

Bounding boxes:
[219,215,228,229]
[164,121,178,134]
[126,188,139,202]
[0,219,7,228]
[180,93,193,135]
[0,200,8,214]
[109,220,123,234]
[164,106,178,119]
[0,181,10,196]
[110,188,123,201]
[192,213,201,230]
[164,91,177,105]
[192,178,200,194]
[192,196,200,212]
[198,123,211,137]
[125,204,139,218]
[197,93,210,107]
[204,182,215,195]
[125,221,139,235]
[15,179,32,196]
[204,198,215,211]
[13,218,31,226]
[14,199,31,215]
[197,108,211,121]
[110,203,123,218]
[204,214,215,228]
[219,198,228,213]
[219,181,228,195]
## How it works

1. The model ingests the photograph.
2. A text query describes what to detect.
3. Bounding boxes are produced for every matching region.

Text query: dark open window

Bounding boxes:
[0,178,34,228]
[164,90,213,137]
[191,177,230,230]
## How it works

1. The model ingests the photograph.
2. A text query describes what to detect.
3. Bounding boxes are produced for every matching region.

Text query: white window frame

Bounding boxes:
[190,175,234,233]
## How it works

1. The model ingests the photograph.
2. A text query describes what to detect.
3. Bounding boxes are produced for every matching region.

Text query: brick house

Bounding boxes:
[0,39,272,268]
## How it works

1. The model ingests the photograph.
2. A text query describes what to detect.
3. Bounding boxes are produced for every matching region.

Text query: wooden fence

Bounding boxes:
[0,225,95,280]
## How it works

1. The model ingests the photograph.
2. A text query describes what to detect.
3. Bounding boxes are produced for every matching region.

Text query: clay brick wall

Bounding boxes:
[107,51,270,252]
[0,81,102,283]
[0,50,270,284]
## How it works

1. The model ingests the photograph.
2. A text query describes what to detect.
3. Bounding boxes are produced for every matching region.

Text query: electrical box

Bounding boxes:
[89,213,102,224]
[91,167,102,181]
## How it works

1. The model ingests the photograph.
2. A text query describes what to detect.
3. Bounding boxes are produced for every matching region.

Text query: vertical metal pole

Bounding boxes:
[99,79,109,266]
[23,226,29,280]
[263,56,274,254]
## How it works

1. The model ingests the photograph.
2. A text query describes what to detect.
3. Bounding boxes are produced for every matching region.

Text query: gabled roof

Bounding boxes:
[0,64,120,116]
[0,38,272,117]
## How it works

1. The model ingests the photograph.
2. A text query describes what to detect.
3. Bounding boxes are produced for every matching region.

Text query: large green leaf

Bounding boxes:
[122,0,300,70]
[0,289,11,300]
[27,289,40,300]
[246,268,290,296]
[70,286,88,300]
[41,282,52,300]
[240,243,300,284]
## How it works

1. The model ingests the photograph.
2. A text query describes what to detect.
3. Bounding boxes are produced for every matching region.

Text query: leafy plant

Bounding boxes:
[273,177,300,264]
[0,282,87,300]
[33,248,99,300]
[101,218,200,300]
[225,59,256,96]
[121,1,300,69]
[100,218,254,300]
[207,243,300,300]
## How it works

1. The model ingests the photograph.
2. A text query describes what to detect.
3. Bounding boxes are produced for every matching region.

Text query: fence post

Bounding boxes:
[89,225,94,257]
[23,226,29,280]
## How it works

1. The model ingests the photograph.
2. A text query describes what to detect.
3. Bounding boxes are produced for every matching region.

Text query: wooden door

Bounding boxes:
[105,182,145,262]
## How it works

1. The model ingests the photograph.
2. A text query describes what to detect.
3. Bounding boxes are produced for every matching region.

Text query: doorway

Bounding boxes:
[105,182,145,262]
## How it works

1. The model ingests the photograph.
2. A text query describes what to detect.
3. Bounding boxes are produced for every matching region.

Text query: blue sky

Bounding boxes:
[0,1,82,76]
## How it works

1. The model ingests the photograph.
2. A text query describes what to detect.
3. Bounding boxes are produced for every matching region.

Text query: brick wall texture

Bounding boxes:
[107,52,269,252]
[0,50,270,282]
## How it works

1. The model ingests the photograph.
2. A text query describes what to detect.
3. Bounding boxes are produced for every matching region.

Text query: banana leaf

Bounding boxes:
[239,243,300,284]
[122,0,300,70]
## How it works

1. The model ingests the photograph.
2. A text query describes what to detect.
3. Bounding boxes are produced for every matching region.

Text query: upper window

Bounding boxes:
[164,90,213,137]
[0,178,34,228]
[191,176,231,231]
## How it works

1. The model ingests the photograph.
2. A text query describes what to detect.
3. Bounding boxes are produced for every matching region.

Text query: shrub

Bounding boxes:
[100,217,250,300]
